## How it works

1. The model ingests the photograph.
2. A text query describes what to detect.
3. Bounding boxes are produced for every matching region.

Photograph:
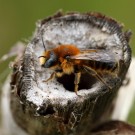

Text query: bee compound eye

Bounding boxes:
[50,51,57,60]
[45,58,56,68]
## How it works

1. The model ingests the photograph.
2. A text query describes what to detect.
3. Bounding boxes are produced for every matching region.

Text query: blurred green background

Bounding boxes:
[0,0,135,124]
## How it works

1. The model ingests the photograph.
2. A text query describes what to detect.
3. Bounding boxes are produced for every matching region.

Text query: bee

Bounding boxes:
[39,36,119,95]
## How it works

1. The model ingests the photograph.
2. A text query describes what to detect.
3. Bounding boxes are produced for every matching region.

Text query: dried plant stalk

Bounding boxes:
[10,12,131,135]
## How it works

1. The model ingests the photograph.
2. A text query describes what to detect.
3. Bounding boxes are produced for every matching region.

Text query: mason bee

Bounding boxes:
[39,36,119,95]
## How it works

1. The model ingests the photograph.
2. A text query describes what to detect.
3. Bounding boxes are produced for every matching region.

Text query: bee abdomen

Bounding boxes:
[88,61,118,73]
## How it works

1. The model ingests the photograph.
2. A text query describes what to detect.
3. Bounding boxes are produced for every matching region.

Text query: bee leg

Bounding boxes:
[43,72,56,82]
[83,65,112,90]
[74,72,81,95]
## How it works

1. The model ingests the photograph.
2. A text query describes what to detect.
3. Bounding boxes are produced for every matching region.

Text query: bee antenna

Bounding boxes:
[41,35,46,52]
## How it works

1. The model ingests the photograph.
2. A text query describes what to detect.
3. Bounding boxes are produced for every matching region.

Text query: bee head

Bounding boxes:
[44,51,58,68]
[39,51,58,68]
[38,34,57,68]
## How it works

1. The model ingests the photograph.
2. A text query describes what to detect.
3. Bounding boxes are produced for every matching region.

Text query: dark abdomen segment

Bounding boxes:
[86,60,118,73]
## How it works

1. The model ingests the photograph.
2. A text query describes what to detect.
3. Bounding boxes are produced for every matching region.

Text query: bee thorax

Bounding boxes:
[61,60,74,74]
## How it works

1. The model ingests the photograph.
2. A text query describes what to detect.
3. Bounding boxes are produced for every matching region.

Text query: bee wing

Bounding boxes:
[69,49,116,63]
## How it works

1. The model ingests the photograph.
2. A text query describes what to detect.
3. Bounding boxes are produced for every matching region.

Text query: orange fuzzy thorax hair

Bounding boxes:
[53,45,80,57]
